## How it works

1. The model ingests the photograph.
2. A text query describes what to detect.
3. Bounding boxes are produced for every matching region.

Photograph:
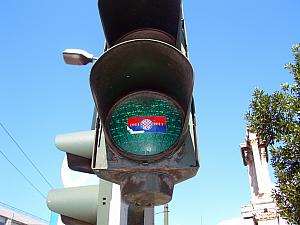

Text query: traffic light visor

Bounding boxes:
[90,39,194,161]
[98,0,181,46]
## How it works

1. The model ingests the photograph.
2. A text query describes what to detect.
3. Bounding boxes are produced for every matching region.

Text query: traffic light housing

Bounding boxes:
[55,130,96,174]
[90,39,193,160]
[90,0,199,207]
[47,179,112,225]
[47,185,99,225]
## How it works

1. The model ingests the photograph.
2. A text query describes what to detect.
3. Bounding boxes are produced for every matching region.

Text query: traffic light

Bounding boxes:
[55,130,96,174]
[48,185,99,225]
[90,0,199,207]
[48,128,114,225]
[47,180,112,225]
[48,1,199,222]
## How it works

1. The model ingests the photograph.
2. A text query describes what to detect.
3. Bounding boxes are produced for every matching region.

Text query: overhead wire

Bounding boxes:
[0,122,54,189]
[0,149,47,200]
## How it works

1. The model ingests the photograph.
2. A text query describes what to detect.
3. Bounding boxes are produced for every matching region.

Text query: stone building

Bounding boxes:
[240,130,287,225]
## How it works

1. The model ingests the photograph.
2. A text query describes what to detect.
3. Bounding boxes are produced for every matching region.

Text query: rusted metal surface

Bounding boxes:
[93,128,198,206]
[121,173,174,206]
[116,29,175,46]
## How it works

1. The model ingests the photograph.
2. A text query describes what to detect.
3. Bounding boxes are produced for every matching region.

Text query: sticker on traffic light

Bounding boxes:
[127,116,167,134]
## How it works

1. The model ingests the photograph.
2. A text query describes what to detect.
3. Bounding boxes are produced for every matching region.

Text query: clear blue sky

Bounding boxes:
[0,0,299,225]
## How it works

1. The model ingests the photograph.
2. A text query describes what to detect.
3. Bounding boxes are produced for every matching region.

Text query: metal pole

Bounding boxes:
[97,179,112,225]
[93,110,113,225]
[127,205,144,225]
[164,204,168,225]
[144,207,154,225]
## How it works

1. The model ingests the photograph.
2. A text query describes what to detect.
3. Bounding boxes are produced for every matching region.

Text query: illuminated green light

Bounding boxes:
[108,92,182,156]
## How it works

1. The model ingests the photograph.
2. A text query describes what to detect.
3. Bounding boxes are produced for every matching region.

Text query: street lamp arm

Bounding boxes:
[63,48,97,65]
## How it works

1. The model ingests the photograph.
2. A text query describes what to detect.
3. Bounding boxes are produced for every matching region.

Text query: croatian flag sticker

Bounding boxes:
[127,116,167,134]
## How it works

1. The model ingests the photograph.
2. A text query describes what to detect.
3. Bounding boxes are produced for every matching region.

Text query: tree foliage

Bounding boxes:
[246,44,300,224]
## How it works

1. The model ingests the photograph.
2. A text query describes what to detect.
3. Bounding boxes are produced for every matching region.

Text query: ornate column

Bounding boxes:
[239,129,283,225]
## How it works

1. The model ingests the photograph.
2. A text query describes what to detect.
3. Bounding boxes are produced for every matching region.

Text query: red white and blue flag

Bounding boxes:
[127,116,167,134]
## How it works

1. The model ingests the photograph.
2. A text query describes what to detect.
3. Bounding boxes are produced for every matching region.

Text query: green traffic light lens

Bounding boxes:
[108,92,183,157]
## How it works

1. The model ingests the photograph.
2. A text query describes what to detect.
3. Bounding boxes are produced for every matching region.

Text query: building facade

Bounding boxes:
[0,202,47,225]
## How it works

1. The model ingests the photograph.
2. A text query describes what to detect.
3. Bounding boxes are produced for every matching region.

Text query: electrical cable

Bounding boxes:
[0,122,54,189]
[0,149,47,200]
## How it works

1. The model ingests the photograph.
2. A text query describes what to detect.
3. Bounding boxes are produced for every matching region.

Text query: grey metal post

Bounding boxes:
[144,207,154,225]
[127,205,144,225]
